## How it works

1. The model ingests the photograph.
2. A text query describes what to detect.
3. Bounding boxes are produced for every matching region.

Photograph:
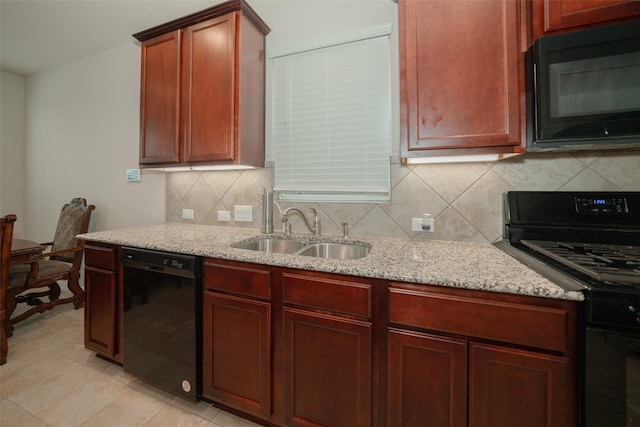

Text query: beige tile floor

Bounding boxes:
[0,292,261,427]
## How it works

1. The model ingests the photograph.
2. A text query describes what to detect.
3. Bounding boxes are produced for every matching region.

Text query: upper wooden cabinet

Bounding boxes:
[399,0,526,160]
[531,0,640,39]
[134,0,270,168]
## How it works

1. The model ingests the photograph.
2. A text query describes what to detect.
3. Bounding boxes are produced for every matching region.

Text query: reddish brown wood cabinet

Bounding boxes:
[282,272,374,427]
[135,0,269,168]
[202,260,272,420]
[399,0,525,159]
[387,329,468,427]
[83,250,580,426]
[469,343,571,427]
[138,31,181,165]
[387,283,578,427]
[84,244,123,364]
[531,0,640,39]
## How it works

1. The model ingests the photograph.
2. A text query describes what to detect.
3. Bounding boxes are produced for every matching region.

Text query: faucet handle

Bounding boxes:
[341,221,349,238]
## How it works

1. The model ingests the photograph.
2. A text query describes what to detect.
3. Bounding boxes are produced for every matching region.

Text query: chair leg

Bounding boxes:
[4,295,17,338]
[67,271,84,309]
[1,308,7,365]
[49,282,61,302]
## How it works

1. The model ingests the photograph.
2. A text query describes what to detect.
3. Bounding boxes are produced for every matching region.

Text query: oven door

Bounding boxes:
[585,326,640,426]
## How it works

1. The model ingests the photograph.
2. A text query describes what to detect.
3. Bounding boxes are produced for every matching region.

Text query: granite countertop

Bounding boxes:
[78,223,585,301]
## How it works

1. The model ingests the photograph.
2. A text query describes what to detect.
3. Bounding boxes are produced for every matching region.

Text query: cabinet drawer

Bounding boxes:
[204,260,271,299]
[84,245,117,271]
[389,285,572,353]
[282,272,371,318]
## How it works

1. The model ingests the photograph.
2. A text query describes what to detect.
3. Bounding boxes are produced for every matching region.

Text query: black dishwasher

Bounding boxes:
[121,247,202,400]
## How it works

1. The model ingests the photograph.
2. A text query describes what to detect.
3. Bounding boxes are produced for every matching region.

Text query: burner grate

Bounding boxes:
[521,240,640,284]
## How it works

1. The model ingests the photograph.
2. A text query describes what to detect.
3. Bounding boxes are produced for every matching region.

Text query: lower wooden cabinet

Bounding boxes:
[83,252,579,426]
[281,270,375,427]
[387,328,572,427]
[202,291,271,418]
[469,343,571,427]
[83,244,123,364]
[387,282,578,427]
[387,329,468,427]
[201,259,272,420]
[284,308,372,427]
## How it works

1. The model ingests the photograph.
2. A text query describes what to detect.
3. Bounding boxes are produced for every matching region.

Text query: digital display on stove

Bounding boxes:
[575,197,629,214]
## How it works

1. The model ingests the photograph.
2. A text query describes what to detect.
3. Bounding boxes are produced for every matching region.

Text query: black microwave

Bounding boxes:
[525,20,640,152]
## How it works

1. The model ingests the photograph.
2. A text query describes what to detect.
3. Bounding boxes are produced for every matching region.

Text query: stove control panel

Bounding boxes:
[575,197,629,214]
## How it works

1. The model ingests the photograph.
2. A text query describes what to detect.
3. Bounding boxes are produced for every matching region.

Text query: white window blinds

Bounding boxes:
[272,28,392,201]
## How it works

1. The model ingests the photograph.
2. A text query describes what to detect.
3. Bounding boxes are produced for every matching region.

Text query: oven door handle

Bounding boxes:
[596,328,640,352]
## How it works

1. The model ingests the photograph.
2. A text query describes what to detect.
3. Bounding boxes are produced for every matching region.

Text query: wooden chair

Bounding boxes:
[1,214,30,365]
[5,198,94,338]
[1,214,16,364]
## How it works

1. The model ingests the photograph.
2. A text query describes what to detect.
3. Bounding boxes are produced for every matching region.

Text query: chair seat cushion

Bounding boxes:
[8,260,72,289]
[7,265,30,290]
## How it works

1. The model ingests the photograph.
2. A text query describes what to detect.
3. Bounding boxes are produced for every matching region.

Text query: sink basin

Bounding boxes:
[232,236,371,260]
[232,237,307,254]
[295,242,370,260]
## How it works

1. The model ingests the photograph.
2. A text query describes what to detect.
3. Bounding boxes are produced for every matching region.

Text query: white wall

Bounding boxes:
[18,0,396,242]
[0,71,26,238]
[24,43,165,241]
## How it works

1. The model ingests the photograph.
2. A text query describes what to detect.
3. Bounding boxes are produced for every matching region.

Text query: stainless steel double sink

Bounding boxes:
[231,236,371,260]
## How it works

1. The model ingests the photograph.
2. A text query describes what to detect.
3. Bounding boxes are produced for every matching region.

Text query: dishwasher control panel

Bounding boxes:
[121,247,201,279]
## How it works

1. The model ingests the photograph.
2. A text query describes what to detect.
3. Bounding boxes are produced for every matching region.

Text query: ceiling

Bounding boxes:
[0,0,223,76]
[0,0,394,77]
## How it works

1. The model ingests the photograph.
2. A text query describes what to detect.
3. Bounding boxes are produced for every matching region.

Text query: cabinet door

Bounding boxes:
[387,329,468,427]
[284,308,372,427]
[538,0,640,35]
[84,266,120,362]
[202,291,271,419]
[182,13,236,163]
[469,343,573,427]
[400,0,523,156]
[139,31,181,165]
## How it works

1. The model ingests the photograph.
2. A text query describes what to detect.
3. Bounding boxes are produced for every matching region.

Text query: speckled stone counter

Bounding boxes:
[78,223,584,301]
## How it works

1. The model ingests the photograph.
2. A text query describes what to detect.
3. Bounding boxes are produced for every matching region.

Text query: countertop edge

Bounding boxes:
[78,224,585,302]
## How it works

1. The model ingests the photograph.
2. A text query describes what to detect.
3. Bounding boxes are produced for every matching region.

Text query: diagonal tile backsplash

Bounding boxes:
[166,151,640,243]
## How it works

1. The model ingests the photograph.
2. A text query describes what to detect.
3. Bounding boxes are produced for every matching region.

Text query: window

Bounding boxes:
[271,24,392,202]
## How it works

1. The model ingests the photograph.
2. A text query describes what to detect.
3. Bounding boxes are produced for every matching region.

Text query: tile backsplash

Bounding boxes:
[166,151,640,243]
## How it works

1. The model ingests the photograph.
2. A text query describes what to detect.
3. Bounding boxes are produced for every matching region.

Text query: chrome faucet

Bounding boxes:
[281,207,321,237]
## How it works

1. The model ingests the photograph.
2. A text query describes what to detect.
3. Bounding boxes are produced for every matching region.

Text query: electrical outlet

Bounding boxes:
[234,205,253,222]
[217,211,231,222]
[412,216,435,232]
[422,216,434,232]
[182,209,194,220]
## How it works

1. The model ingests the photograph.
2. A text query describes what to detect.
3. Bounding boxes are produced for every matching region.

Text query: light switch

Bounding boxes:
[234,205,253,222]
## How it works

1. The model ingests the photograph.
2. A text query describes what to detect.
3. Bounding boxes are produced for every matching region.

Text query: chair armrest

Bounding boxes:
[42,246,84,259]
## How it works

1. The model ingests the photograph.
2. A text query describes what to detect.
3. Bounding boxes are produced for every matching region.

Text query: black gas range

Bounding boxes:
[495,191,640,427]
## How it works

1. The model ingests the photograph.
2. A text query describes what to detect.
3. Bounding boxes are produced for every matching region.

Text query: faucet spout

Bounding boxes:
[281,207,321,237]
